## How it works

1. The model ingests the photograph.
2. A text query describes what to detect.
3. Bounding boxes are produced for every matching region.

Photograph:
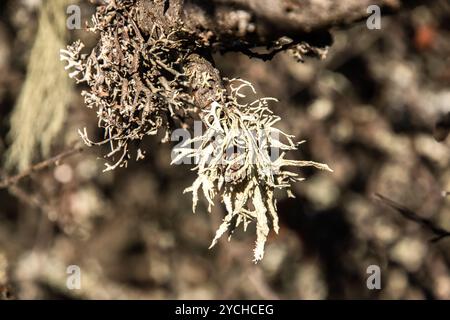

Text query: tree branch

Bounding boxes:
[0,146,84,189]
[135,0,403,62]
[183,0,400,47]
[375,194,450,243]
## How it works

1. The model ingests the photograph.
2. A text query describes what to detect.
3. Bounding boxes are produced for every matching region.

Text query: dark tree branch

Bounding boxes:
[183,0,400,45]
[375,194,450,243]
[135,0,403,62]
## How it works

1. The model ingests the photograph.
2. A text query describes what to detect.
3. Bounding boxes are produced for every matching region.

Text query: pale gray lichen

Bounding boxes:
[172,79,332,262]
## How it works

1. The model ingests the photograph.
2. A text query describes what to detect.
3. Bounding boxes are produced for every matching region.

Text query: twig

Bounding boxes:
[375,193,450,243]
[223,41,300,61]
[7,184,52,213]
[0,146,84,189]
[247,267,281,300]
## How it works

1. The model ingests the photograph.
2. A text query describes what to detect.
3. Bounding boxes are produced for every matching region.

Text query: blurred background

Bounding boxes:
[1,0,450,299]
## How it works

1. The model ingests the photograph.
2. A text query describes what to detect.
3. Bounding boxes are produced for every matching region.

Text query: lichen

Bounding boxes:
[61,0,199,171]
[61,0,332,262]
[172,79,332,262]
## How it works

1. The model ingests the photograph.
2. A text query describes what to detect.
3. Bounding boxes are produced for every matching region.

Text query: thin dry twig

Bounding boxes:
[375,193,450,243]
[6,185,52,213]
[0,146,84,189]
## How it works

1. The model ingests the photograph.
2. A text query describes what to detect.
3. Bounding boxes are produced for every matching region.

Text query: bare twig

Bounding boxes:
[247,267,281,300]
[375,193,450,243]
[6,184,52,212]
[222,41,300,62]
[0,146,84,189]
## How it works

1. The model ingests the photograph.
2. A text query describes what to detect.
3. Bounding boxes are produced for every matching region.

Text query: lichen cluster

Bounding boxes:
[61,0,332,262]
[61,0,198,171]
[172,79,332,261]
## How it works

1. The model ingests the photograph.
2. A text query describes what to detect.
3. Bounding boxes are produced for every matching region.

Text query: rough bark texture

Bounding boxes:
[133,0,405,107]
[183,0,399,41]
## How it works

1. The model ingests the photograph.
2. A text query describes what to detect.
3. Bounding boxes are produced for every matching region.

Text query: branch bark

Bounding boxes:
[182,0,400,47]
[136,0,403,64]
